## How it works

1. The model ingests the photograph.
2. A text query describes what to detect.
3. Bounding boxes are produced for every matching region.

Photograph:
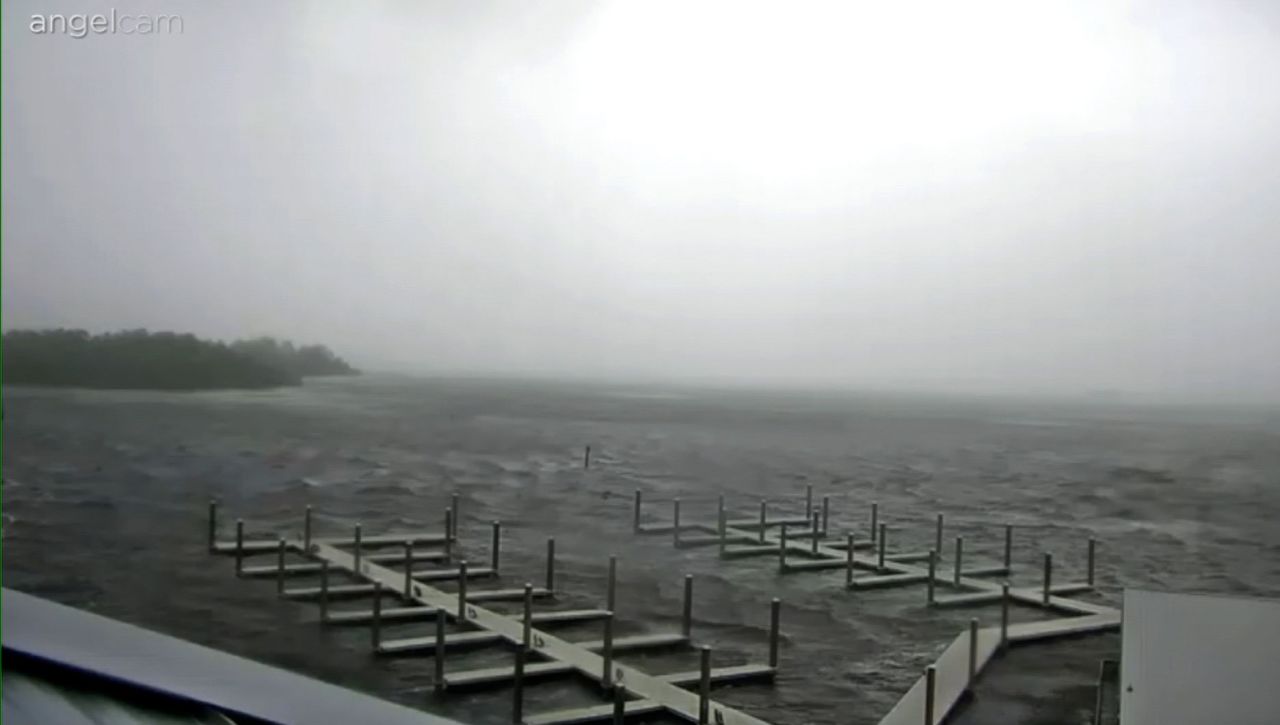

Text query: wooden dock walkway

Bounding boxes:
[208,500,781,725]
[630,486,1120,725]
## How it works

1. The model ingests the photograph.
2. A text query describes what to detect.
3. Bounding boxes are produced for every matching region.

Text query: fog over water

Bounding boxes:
[4,0,1280,402]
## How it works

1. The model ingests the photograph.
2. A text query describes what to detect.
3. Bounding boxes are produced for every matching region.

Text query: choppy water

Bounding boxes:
[4,377,1280,725]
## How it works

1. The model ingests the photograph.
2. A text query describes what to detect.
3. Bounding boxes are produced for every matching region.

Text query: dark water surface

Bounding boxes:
[5,377,1280,724]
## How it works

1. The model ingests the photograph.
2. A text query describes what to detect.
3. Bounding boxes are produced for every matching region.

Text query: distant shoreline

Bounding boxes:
[2,329,359,392]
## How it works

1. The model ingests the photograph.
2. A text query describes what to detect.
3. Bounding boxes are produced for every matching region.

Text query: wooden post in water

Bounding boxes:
[954,536,964,585]
[602,611,615,686]
[870,503,879,544]
[491,521,502,572]
[513,644,526,722]
[805,485,813,520]
[718,506,727,558]
[846,533,855,587]
[207,501,218,554]
[607,556,618,612]
[768,598,781,668]
[584,445,591,470]
[877,523,887,571]
[234,519,245,576]
[450,492,460,539]
[1043,553,1053,605]
[353,523,363,573]
[927,550,936,605]
[935,513,944,556]
[682,575,694,638]
[673,498,682,547]
[458,560,469,620]
[699,645,712,724]
[821,495,830,535]
[403,541,414,596]
[613,685,626,724]
[633,490,642,533]
[1000,582,1010,649]
[967,618,978,692]
[434,608,446,693]
[778,524,789,572]
[810,512,820,555]
[545,538,556,592]
[319,561,330,623]
[371,582,383,650]
[443,509,453,565]
[758,500,767,543]
[303,505,313,550]
[1087,538,1097,587]
[276,538,286,596]
[522,583,534,646]
[924,665,936,725]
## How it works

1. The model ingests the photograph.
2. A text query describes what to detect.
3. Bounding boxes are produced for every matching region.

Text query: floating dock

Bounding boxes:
[630,486,1121,725]
[207,499,782,725]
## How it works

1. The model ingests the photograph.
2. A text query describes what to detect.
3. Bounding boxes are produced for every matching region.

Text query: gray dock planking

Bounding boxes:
[632,491,1118,725]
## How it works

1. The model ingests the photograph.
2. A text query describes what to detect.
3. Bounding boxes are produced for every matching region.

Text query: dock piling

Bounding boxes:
[491,521,501,572]
[1043,553,1053,605]
[613,685,626,724]
[718,506,727,558]
[845,533,855,587]
[513,645,526,722]
[607,556,618,611]
[523,582,533,646]
[1087,538,1096,587]
[433,608,446,692]
[805,485,813,520]
[602,611,615,686]
[276,538,286,595]
[878,523,887,571]
[443,509,453,564]
[304,505,312,550]
[319,561,330,623]
[682,575,694,638]
[927,550,936,605]
[778,524,789,571]
[1000,582,1010,649]
[768,598,781,668]
[235,519,244,576]
[954,536,964,585]
[207,501,218,554]
[935,514,944,555]
[371,582,383,650]
[924,665,936,725]
[821,496,830,535]
[870,502,879,544]
[633,490,642,533]
[811,513,820,555]
[699,646,712,724]
[458,560,469,619]
[967,618,978,691]
[546,538,556,592]
[584,445,591,470]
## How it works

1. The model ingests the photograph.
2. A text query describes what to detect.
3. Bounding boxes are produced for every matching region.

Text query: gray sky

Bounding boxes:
[3,0,1279,401]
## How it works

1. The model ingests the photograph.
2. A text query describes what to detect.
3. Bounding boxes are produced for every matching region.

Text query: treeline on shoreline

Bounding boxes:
[2,328,358,390]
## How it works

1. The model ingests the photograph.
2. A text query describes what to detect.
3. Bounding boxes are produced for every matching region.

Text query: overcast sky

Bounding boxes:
[3,0,1278,401]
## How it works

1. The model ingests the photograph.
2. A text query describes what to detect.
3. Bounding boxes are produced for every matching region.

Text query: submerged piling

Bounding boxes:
[698,646,712,723]
[584,445,591,470]
[1043,553,1053,605]
[927,550,937,605]
[546,538,556,592]
[877,523,887,571]
[954,536,964,585]
[1087,538,1096,587]
[458,560,469,619]
[870,502,879,544]
[811,513,820,555]
[491,521,502,572]
[523,582,534,646]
